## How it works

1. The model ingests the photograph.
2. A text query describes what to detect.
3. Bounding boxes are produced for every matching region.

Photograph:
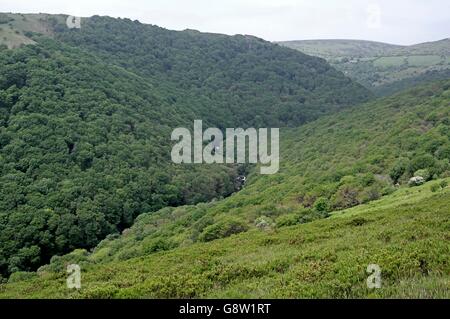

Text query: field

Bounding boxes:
[373,56,406,68]
[279,39,450,96]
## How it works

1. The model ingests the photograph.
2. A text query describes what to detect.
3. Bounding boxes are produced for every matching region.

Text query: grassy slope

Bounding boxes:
[45,79,448,267]
[279,39,450,95]
[277,39,401,59]
[0,178,448,298]
[0,13,65,49]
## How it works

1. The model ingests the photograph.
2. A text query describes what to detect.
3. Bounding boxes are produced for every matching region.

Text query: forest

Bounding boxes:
[0,13,448,299]
[0,15,371,276]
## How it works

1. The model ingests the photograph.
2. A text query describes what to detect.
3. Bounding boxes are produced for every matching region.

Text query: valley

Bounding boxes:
[0,12,448,299]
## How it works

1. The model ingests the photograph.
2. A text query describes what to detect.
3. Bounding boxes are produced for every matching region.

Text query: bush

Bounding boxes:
[276,214,299,228]
[8,271,37,283]
[414,169,431,181]
[409,176,425,187]
[314,197,331,213]
[359,184,383,203]
[199,218,248,242]
[439,180,448,189]
[389,158,409,183]
[44,249,89,272]
[332,185,361,209]
[430,184,440,193]
[143,238,175,254]
[254,216,274,231]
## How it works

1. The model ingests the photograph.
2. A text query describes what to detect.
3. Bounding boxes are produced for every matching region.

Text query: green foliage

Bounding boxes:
[0,40,241,276]
[430,184,440,192]
[199,218,249,242]
[389,158,409,183]
[275,214,299,228]
[414,169,431,181]
[143,238,175,254]
[54,16,372,128]
[0,15,373,276]
[314,197,331,213]
[21,80,448,272]
[38,249,88,273]
[0,14,449,299]
[1,179,448,298]
[7,271,37,283]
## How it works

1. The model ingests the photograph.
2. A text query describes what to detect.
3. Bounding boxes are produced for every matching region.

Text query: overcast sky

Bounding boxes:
[2,0,449,45]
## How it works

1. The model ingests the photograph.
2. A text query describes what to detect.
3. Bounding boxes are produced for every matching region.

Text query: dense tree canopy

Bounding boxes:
[0,16,375,276]
[0,41,240,275]
[52,16,372,128]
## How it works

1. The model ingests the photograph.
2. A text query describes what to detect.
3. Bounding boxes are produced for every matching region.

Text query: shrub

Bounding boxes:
[8,271,37,283]
[314,197,331,213]
[275,214,299,228]
[359,184,382,203]
[414,169,431,181]
[82,285,118,299]
[408,176,425,187]
[430,184,440,193]
[143,238,175,254]
[44,249,89,272]
[254,216,274,231]
[439,180,448,189]
[389,160,407,183]
[332,185,361,209]
[199,218,248,242]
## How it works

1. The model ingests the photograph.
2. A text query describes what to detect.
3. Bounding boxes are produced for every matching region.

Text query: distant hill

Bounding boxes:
[278,39,402,59]
[279,39,450,95]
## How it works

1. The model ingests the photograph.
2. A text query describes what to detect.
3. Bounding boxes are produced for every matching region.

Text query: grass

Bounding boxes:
[0,25,35,48]
[407,55,443,67]
[373,56,406,68]
[0,179,448,298]
[0,13,64,48]
[331,180,450,219]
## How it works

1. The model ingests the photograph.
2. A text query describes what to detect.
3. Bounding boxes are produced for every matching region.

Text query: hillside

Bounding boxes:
[1,80,448,297]
[0,13,62,49]
[76,80,450,265]
[278,39,402,60]
[0,13,373,277]
[1,14,372,127]
[279,39,450,96]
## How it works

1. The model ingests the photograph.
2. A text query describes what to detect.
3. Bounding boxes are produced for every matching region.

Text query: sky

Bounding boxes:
[2,0,449,45]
